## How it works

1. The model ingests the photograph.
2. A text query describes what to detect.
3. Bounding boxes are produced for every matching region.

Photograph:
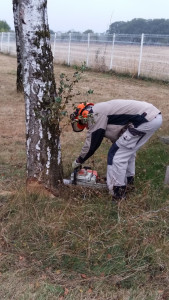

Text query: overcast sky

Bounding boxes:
[1,0,169,33]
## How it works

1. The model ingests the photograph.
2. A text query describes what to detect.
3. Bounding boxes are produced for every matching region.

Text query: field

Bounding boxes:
[0,53,169,299]
[1,32,169,81]
[52,42,169,81]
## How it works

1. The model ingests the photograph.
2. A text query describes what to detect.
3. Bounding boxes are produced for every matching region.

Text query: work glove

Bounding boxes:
[72,159,81,169]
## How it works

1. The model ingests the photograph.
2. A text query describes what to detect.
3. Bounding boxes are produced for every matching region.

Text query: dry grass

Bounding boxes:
[3,39,169,80]
[51,42,169,81]
[0,53,169,299]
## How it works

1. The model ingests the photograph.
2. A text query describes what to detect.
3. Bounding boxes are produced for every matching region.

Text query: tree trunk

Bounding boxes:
[13,0,23,92]
[18,0,63,194]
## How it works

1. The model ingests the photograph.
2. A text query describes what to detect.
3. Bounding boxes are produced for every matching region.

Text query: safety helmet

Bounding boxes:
[70,103,94,132]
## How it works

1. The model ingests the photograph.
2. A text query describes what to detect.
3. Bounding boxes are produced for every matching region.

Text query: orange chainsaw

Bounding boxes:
[63,166,107,189]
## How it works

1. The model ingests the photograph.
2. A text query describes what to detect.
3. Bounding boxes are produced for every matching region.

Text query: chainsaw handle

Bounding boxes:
[72,166,81,185]
[72,168,78,185]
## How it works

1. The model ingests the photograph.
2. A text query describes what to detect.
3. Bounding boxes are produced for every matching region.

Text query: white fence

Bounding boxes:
[1,31,169,81]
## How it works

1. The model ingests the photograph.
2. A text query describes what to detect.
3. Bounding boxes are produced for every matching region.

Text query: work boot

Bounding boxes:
[112,185,126,203]
[126,176,135,192]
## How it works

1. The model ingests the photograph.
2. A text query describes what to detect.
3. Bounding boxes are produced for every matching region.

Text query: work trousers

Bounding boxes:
[107,113,163,194]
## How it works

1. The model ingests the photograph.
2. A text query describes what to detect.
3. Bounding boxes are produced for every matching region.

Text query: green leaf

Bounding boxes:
[55,97,62,103]
[87,89,94,94]
[60,73,65,79]
[61,111,67,116]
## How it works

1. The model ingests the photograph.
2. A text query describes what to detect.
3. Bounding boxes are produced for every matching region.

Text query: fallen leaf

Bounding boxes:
[19,256,24,261]
[81,274,87,279]
[35,281,40,288]
[64,288,69,295]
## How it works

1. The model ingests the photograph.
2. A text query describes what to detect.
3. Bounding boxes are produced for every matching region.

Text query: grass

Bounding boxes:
[1,54,169,299]
[1,137,169,299]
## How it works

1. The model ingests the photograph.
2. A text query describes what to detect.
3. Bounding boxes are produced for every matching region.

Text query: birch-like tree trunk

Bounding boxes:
[13,0,23,92]
[18,0,63,194]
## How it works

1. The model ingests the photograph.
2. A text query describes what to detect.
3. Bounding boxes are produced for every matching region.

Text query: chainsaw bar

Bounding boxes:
[75,181,108,189]
[63,178,107,189]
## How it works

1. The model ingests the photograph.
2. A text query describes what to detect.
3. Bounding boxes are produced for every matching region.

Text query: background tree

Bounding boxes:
[50,29,55,34]
[0,20,11,32]
[83,29,94,34]
[18,0,63,194]
[107,18,169,34]
[13,0,23,92]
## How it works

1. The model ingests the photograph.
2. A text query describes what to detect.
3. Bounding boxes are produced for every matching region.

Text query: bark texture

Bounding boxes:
[18,0,63,192]
[13,0,23,92]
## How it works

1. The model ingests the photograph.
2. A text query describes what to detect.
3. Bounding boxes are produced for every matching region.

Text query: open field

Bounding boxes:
[0,54,169,299]
[52,43,169,81]
[1,31,169,81]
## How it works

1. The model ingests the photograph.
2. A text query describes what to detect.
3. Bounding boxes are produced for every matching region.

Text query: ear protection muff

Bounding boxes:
[80,107,90,119]
[70,103,94,132]
[79,103,94,117]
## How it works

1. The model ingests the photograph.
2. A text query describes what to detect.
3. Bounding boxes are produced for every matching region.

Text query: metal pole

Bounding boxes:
[67,32,71,65]
[53,32,57,60]
[138,33,144,77]
[109,33,116,70]
[7,32,10,53]
[1,32,4,52]
[86,33,90,67]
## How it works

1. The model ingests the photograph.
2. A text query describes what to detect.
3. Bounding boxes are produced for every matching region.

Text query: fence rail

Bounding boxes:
[1,32,169,81]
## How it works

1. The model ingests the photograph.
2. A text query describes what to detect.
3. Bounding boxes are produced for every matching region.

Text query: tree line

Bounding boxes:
[0,19,94,35]
[107,18,169,35]
[2,17,169,36]
[0,20,11,32]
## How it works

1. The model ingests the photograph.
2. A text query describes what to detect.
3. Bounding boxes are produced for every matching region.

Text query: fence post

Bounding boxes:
[53,32,57,60]
[138,33,144,77]
[1,32,4,52]
[8,32,10,53]
[109,33,116,70]
[67,32,71,65]
[86,33,90,67]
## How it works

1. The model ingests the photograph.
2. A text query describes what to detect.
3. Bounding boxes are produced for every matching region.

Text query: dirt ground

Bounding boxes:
[0,53,169,192]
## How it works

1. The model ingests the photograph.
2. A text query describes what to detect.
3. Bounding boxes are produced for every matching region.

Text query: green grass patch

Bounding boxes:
[136,138,169,186]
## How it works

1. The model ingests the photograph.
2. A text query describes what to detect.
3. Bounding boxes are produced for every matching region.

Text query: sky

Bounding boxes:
[1,0,169,33]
